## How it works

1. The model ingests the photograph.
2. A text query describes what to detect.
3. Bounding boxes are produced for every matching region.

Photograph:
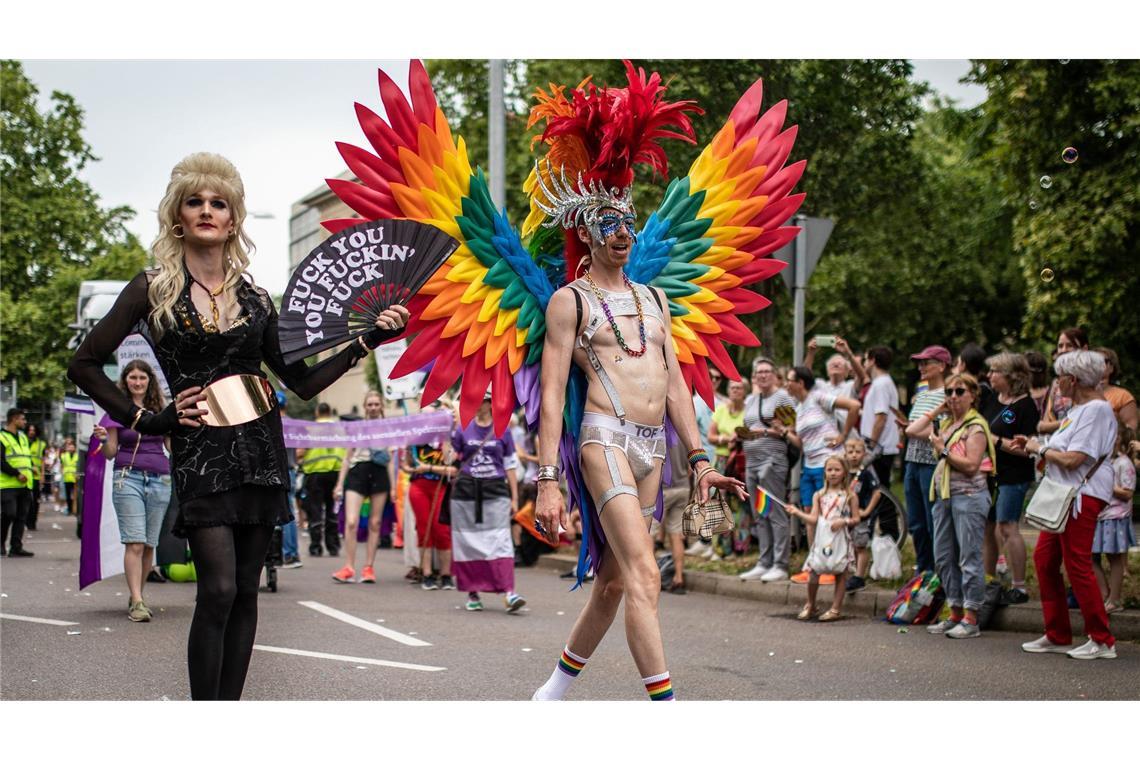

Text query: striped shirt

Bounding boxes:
[905,388,946,465]
[742,389,795,466]
[796,390,842,468]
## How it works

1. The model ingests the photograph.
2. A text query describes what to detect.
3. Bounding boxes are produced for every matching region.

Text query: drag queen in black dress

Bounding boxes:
[69,153,408,699]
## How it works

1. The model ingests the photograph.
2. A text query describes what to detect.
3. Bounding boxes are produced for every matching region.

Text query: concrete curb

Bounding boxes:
[535,552,1140,641]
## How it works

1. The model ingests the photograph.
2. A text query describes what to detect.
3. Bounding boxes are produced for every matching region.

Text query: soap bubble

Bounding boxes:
[1039,175,1053,189]
[1062,147,1078,164]
[1040,267,1055,283]
[1028,199,1039,211]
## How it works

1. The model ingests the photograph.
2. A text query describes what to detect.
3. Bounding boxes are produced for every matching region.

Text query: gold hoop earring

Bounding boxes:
[171,224,185,239]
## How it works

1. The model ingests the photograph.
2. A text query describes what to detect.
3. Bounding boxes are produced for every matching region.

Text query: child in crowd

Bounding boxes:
[785,455,858,621]
[1093,427,1136,614]
[844,437,883,592]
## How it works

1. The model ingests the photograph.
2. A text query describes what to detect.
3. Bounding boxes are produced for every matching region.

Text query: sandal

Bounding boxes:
[796,603,817,620]
[667,580,687,595]
[1104,600,1124,615]
[818,609,842,622]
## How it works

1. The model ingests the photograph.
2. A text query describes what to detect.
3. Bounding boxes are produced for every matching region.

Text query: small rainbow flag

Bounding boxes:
[754,487,787,517]
[1057,417,1073,434]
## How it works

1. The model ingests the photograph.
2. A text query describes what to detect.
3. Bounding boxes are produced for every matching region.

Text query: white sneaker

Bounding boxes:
[760,567,789,582]
[699,544,716,560]
[738,564,771,581]
[1021,635,1071,654]
[685,541,709,556]
[1066,637,1117,660]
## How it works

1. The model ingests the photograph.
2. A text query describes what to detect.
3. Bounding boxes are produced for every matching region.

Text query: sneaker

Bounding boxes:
[845,576,866,593]
[1001,587,1030,605]
[760,567,789,582]
[945,621,981,639]
[282,556,304,569]
[309,547,323,557]
[685,540,709,556]
[699,544,716,560]
[127,600,151,623]
[789,570,811,584]
[466,593,483,611]
[146,568,167,584]
[405,567,423,583]
[332,565,356,583]
[559,569,577,579]
[738,564,771,581]
[439,575,456,591]
[505,593,527,613]
[1066,638,1117,660]
[8,548,34,557]
[1022,635,1071,654]
[421,575,439,590]
[818,574,836,586]
[360,566,376,583]
[926,618,960,634]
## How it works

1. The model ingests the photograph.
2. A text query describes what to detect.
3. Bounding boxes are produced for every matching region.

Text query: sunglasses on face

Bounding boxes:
[597,214,637,238]
[946,387,970,397]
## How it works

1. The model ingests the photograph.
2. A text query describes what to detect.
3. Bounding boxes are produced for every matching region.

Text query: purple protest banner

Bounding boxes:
[281,410,453,449]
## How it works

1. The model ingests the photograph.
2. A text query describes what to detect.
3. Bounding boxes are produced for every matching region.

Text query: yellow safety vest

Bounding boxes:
[29,438,46,482]
[61,451,79,484]
[0,429,33,491]
[299,419,345,475]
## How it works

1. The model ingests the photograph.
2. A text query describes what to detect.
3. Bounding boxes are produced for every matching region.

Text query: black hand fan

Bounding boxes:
[278,219,459,364]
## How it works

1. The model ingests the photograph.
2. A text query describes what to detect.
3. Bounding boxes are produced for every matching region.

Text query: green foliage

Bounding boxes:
[1,60,147,404]
[966,59,1140,380]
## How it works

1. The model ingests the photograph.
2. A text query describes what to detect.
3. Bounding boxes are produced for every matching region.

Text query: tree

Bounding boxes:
[965,59,1140,378]
[1,60,147,405]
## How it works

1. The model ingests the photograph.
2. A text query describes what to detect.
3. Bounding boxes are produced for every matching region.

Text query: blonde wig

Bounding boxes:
[148,153,255,339]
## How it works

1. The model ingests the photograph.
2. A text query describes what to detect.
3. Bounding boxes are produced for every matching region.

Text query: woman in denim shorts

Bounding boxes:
[94,360,172,623]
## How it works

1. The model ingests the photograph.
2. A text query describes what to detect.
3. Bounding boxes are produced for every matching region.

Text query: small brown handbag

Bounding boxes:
[682,489,735,539]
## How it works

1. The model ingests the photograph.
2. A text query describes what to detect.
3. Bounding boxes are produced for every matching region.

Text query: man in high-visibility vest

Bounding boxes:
[1,408,35,557]
[60,438,79,516]
[296,403,345,557]
[26,423,46,532]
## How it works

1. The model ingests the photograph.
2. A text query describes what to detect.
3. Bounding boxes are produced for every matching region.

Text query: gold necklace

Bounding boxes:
[188,275,225,331]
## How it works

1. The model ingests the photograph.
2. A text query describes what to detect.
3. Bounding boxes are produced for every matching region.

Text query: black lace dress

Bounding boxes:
[68,270,399,537]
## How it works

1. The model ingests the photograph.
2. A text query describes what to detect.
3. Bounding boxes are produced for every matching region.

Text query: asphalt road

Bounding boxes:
[3,513,1138,700]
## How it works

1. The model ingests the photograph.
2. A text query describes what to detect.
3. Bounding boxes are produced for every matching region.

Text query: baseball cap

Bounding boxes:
[910,345,952,365]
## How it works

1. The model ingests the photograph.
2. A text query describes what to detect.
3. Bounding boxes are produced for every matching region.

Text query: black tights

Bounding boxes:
[186,524,274,700]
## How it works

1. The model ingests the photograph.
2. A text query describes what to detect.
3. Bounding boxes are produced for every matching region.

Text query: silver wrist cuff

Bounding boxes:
[536,465,561,482]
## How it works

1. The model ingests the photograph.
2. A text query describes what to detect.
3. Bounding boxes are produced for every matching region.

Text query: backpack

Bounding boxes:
[884,571,945,625]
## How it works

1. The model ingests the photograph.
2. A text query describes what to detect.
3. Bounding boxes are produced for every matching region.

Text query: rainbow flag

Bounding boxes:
[754,487,786,517]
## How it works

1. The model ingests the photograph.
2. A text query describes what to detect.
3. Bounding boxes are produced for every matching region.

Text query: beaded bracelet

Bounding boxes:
[688,451,710,469]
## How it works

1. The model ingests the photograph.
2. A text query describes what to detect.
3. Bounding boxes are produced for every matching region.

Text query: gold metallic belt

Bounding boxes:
[195,374,277,426]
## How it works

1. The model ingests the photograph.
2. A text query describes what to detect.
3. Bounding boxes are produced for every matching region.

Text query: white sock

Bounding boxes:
[531,647,588,700]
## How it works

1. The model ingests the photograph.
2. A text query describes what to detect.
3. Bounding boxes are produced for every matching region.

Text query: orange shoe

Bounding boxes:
[332,565,356,583]
[819,574,836,586]
[790,571,811,584]
[361,565,377,584]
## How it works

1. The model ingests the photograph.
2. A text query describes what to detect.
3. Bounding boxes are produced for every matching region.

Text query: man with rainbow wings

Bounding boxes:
[322,60,806,700]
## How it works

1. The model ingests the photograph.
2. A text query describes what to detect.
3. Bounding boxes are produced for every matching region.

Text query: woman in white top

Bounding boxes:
[1013,350,1118,660]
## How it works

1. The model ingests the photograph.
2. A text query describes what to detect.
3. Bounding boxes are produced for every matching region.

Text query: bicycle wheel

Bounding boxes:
[872,487,908,549]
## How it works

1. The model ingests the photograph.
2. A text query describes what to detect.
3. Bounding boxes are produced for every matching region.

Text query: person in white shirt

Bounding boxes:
[859,346,901,489]
[1014,350,1118,660]
[803,335,867,434]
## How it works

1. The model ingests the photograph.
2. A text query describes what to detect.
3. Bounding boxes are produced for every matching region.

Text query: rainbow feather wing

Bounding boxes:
[628,78,805,407]
[323,61,550,435]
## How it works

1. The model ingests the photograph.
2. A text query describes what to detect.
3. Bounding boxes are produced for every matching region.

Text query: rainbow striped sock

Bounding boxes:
[558,648,587,677]
[643,671,675,701]
[533,647,588,700]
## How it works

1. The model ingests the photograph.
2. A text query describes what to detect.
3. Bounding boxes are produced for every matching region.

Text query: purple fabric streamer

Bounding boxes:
[281,411,453,449]
[79,436,111,589]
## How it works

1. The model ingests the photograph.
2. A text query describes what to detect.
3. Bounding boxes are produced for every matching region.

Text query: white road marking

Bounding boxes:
[298,601,431,647]
[0,613,81,626]
[253,645,445,672]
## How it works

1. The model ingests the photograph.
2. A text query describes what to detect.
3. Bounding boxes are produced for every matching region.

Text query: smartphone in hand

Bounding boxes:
[814,334,836,348]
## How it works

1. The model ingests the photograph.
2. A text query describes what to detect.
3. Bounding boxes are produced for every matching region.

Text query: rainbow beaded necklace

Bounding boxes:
[583,269,648,358]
